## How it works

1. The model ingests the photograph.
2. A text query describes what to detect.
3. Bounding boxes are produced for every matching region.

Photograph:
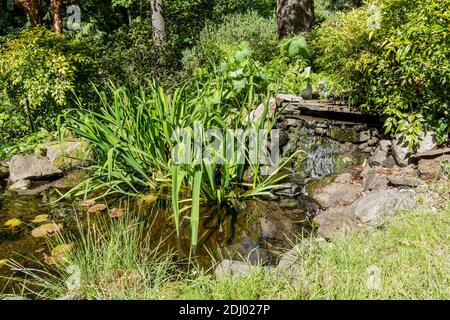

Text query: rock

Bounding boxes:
[278,199,299,209]
[275,93,302,105]
[392,136,411,167]
[379,140,391,152]
[12,170,84,196]
[0,162,9,179]
[8,179,31,191]
[246,98,277,123]
[43,140,91,170]
[411,147,450,160]
[276,245,305,273]
[363,170,389,191]
[330,127,358,143]
[9,155,63,183]
[310,182,363,208]
[352,190,416,225]
[367,136,379,146]
[334,172,353,184]
[387,175,424,188]
[285,118,299,127]
[214,260,256,279]
[358,130,371,143]
[370,147,388,166]
[313,206,361,239]
[416,131,437,154]
[417,155,450,180]
[382,155,397,168]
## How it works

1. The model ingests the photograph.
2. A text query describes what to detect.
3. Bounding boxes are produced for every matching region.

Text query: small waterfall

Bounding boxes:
[282,126,340,180]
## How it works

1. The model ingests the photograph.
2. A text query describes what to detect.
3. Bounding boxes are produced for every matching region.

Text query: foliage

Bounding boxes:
[181,12,278,75]
[313,0,450,145]
[63,82,290,246]
[97,17,180,90]
[0,129,52,160]
[0,27,97,147]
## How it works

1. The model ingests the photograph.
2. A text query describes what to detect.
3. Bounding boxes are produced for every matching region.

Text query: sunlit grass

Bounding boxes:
[4,207,447,300]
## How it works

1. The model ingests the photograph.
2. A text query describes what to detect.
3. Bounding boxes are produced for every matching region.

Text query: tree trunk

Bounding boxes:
[150,0,166,45]
[15,0,43,27]
[277,0,315,40]
[50,0,63,34]
[126,8,132,26]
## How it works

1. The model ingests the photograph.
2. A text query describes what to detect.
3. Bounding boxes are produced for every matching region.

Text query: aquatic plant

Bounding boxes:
[63,81,295,246]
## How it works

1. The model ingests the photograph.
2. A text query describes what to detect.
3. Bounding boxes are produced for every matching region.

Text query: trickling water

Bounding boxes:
[282,126,340,180]
[303,140,339,178]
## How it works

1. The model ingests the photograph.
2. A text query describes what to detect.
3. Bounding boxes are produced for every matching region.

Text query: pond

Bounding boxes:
[0,172,320,297]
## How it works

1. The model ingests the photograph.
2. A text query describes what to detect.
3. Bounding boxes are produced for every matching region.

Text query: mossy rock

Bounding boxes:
[44,141,92,170]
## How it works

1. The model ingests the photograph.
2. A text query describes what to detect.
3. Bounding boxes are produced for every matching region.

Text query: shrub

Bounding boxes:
[0,27,97,146]
[181,12,278,75]
[98,17,180,90]
[313,0,450,145]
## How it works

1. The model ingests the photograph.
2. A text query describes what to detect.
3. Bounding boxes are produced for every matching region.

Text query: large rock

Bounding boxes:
[370,147,388,166]
[39,140,91,170]
[418,155,450,180]
[313,206,361,239]
[276,245,306,273]
[9,155,63,183]
[392,135,411,167]
[214,260,256,279]
[352,190,416,225]
[8,179,31,191]
[363,169,389,191]
[387,175,424,188]
[314,189,417,238]
[416,131,437,154]
[310,182,363,208]
[13,170,85,196]
[246,98,277,124]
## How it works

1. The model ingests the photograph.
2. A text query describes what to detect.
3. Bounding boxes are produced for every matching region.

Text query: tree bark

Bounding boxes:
[15,0,43,27]
[50,0,63,34]
[150,0,166,45]
[277,0,315,40]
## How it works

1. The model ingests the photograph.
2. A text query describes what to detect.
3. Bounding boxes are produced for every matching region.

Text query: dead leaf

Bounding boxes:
[4,218,23,229]
[31,223,62,238]
[140,194,158,203]
[110,208,124,218]
[32,214,49,223]
[81,199,96,207]
[88,204,107,213]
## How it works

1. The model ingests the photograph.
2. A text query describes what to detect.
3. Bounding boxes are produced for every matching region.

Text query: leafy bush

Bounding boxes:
[98,17,180,90]
[0,27,97,147]
[313,0,450,145]
[181,12,278,75]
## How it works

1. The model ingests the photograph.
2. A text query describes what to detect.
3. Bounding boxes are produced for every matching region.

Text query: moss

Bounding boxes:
[330,127,358,143]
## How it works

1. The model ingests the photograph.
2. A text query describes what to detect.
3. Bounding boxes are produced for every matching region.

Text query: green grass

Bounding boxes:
[5,206,448,300]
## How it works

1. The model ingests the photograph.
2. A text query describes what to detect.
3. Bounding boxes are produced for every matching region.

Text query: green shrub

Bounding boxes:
[98,17,180,90]
[181,12,278,75]
[313,0,450,145]
[0,27,97,147]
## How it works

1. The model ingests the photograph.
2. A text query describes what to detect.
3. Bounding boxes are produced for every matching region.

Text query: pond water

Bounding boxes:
[0,180,318,296]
